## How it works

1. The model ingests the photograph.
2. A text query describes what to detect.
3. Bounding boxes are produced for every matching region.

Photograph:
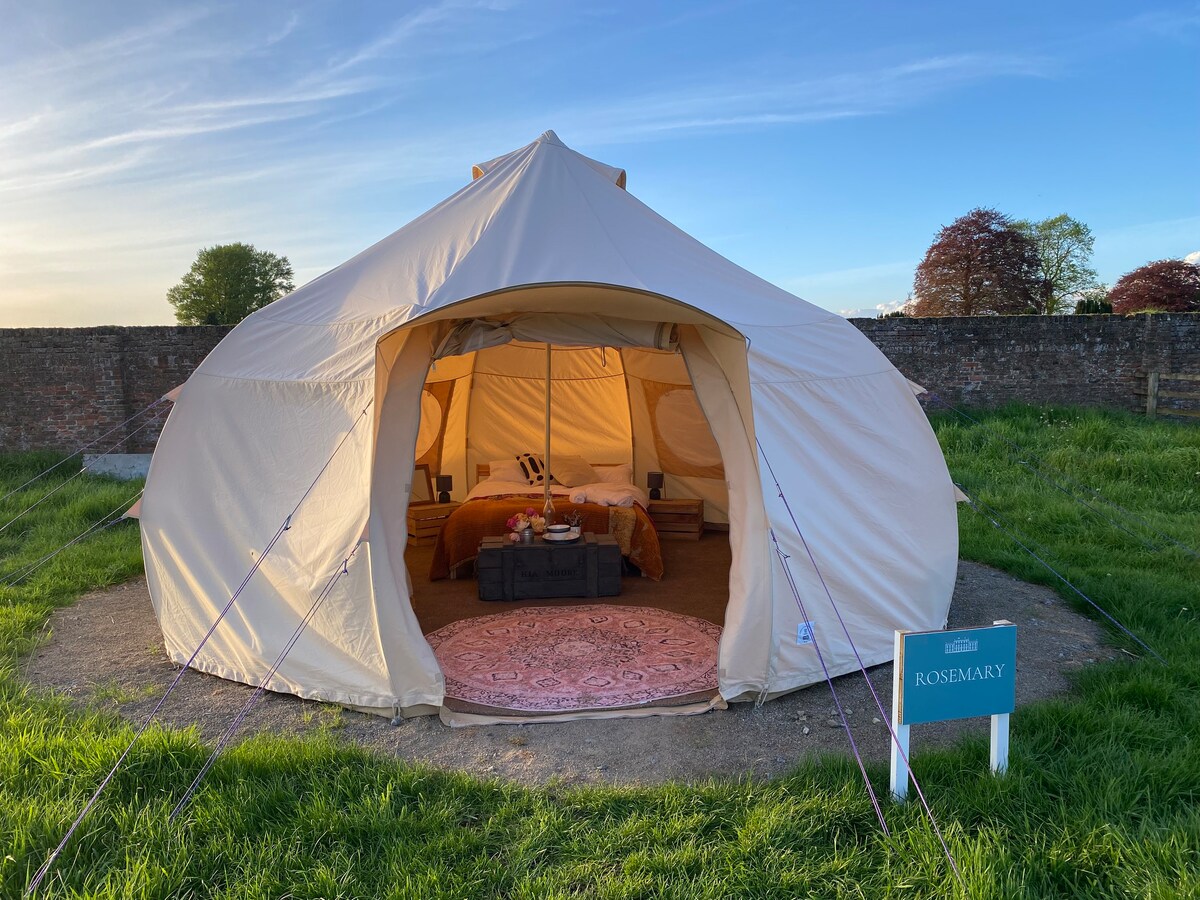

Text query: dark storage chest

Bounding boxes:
[477,532,622,601]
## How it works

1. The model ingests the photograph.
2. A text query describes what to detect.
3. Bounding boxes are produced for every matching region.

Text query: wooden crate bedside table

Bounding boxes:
[407,501,460,546]
[647,498,704,540]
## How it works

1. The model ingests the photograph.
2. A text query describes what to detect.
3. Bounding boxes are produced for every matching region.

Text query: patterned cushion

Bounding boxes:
[516,452,546,486]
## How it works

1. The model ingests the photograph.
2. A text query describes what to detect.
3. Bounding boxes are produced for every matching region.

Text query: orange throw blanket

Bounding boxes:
[429,497,664,581]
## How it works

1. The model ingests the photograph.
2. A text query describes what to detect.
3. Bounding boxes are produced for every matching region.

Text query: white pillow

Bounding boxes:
[487,458,525,483]
[550,455,598,487]
[593,463,634,486]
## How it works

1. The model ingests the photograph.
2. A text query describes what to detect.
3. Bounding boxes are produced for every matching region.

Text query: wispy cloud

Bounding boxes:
[172,80,384,114]
[0,2,533,201]
[0,148,151,194]
[0,1,1190,327]
[325,2,463,74]
[551,52,1051,145]
[263,11,301,48]
[0,2,534,324]
[1122,7,1200,40]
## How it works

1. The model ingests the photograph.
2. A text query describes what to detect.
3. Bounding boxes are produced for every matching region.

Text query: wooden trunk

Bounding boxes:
[477,532,622,601]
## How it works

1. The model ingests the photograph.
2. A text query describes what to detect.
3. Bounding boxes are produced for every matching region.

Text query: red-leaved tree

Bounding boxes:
[910,208,1047,316]
[1109,259,1200,314]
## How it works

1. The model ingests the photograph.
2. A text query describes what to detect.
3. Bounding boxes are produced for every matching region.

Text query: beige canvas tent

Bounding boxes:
[141,131,959,719]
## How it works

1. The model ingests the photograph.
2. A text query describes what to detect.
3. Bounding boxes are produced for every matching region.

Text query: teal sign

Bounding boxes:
[899,624,1016,725]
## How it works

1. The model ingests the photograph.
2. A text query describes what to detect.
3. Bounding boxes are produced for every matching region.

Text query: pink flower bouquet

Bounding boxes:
[506,508,547,541]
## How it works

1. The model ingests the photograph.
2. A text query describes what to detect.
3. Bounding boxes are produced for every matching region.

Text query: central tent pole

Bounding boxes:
[543,342,555,522]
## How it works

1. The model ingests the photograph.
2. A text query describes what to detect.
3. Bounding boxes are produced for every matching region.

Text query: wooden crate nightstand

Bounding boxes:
[407,501,460,546]
[647,498,704,540]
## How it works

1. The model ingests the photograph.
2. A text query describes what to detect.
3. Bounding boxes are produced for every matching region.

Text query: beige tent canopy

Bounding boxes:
[141,132,958,718]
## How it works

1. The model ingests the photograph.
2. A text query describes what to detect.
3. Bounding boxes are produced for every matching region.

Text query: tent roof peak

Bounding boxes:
[472,131,627,190]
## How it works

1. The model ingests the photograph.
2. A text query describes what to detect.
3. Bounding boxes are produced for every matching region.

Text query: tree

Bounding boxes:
[1109,260,1200,314]
[1073,285,1112,314]
[1013,213,1098,314]
[910,208,1047,316]
[167,243,295,325]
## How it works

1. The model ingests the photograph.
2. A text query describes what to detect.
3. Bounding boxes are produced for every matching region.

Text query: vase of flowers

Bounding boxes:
[506,508,547,543]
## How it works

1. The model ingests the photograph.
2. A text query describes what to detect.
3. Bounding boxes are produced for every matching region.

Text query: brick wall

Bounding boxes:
[0,326,231,453]
[852,313,1200,411]
[0,314,1196,453]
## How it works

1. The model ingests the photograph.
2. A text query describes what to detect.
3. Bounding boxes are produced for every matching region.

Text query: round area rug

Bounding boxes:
[426,605,722,712]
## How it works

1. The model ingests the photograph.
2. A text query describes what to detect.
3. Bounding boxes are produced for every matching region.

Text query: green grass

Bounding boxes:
[2,409,1199,898]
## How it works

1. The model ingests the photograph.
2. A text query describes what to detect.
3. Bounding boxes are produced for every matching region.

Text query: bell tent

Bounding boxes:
[141,131,958,720]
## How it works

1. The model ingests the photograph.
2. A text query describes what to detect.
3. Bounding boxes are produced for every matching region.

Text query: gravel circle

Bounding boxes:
[22,561,1120,787]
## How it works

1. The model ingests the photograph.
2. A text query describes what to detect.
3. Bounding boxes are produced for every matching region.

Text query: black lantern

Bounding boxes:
[435,474,453,503]
[647,471,664,500]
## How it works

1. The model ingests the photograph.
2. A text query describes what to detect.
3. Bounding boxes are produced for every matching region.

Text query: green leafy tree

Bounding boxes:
[1013,214,1099,314]
[167,243,295,325]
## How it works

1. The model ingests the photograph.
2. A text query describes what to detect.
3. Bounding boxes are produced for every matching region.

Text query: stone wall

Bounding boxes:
[852,312,1200,411]
[0,326,231,453]
[0,314,1196,453]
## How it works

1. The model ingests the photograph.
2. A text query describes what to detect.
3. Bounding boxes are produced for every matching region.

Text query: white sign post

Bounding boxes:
[889,629,911,801]
[890,619,1016,802]
[990,710,1010,774]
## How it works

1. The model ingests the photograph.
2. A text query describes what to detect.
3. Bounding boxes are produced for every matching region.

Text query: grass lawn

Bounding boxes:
[2,406,1199,898]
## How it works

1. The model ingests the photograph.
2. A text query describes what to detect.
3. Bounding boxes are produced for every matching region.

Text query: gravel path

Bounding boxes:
[22,561,1119,787]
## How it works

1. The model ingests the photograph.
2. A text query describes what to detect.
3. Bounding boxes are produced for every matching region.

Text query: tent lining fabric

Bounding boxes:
[381,283,746,341]
[448,372,627,383]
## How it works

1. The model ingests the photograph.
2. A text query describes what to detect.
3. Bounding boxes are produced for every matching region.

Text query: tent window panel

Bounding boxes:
[642,379,725,479]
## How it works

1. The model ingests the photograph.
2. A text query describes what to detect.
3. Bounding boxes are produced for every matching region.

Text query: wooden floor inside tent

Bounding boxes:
[405,532,732,634]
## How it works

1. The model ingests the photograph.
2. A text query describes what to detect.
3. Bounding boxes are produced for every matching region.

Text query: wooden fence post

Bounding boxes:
[1145,372,1159,419]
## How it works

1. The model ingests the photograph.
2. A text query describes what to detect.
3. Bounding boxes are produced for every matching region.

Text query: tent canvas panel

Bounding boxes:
[144,376,397,709]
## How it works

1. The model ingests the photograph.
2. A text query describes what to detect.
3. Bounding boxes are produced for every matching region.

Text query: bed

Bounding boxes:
[428,461,665,581]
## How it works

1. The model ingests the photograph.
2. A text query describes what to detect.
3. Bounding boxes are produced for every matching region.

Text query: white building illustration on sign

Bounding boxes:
[944,637,979,654]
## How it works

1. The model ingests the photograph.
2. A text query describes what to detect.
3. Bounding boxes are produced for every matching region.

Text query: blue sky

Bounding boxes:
[1,0,1196,326]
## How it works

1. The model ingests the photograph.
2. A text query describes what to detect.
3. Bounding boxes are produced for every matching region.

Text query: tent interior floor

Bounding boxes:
[406,531,731,718]
[406,532,732,632]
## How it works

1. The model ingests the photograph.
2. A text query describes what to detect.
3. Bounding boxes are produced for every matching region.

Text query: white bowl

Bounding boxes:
[546,524,571,534]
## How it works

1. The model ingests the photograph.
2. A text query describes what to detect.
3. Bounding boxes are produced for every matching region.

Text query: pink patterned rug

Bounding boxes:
[427,605,722,712]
